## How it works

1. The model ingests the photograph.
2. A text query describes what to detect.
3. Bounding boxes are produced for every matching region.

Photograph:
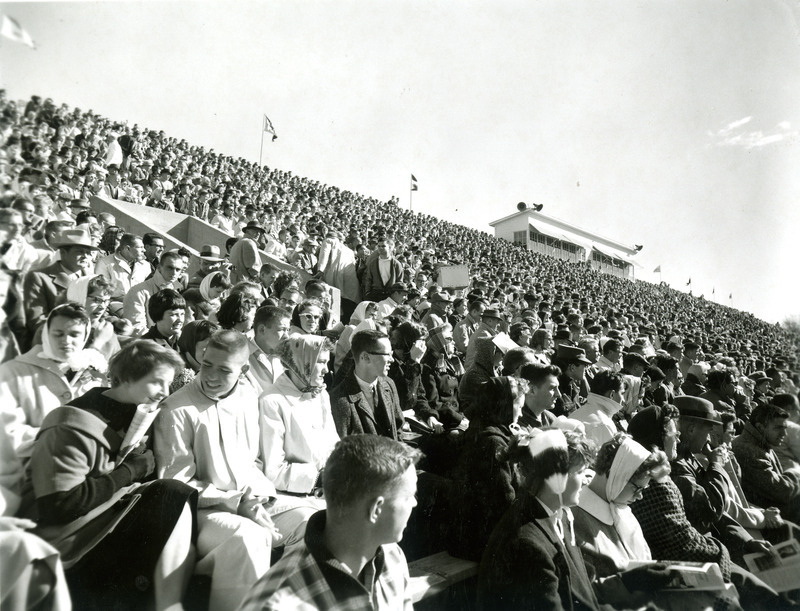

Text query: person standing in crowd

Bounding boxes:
[453,298,485,356]
[240,435,420,610]
[464,307,503,370]
[362,236,404,302]
[229,221,265,284]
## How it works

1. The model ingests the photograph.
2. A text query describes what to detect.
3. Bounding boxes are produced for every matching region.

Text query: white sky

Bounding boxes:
[2,0,799,323]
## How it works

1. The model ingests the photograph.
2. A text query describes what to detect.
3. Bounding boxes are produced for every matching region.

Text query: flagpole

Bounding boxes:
[409,181,413,212]
[258,118,265,168]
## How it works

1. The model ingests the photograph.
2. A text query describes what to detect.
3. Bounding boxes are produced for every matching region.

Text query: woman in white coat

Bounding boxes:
[0,302,106,462]
[258,334,339,495]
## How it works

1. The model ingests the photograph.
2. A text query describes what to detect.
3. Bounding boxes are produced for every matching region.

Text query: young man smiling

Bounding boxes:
[156,330,312,611]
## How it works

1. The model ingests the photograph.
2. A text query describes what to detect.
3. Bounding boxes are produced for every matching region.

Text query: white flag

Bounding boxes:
[1,15,36,49]
[263,114,277,141]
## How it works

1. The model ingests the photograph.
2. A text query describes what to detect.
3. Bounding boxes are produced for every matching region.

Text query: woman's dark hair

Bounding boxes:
[217,292,258,329]
[177,320,219,363]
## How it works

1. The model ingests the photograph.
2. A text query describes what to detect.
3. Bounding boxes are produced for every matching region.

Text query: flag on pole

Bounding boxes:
[686,277,692,286]
[712,287,716,295]
[262,114,277,141]
[1,15,36,49]
[729,293,732,299]
[653,265,661,273]
[410,174,418,191]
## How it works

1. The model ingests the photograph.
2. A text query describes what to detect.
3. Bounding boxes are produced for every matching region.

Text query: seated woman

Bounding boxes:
[333,300,376,370]
[573,433,668,577]
[288,299,328,337]
[199,271,231,305]
[23,340,197,611]
[258,334,339,495]
[171,319,219,393]
[0,303,106,462]
[66,274,121,361]
[478,428,599,610]
[217,292,259,335]
[448,376,528,561]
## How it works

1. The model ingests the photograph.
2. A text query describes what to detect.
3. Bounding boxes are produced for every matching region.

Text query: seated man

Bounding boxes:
[240,435,420,610]
[155,330,312,611]
[123,249,186,336]
[517,363,562,430]
[670,396,771,566]
[732,403,800,524]
[247,305,290,393]
[23,228,98,340]
[330,329,406,441]
[140,288,185,351]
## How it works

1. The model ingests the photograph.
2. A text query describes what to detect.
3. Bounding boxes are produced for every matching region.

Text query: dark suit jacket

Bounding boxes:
[22,261,74,337]
[329,372,405,441]
[478,492,599,611]
[361,257,403,302]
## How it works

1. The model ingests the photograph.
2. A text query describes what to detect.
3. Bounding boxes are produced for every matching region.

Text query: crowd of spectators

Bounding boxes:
[0,91,799,610]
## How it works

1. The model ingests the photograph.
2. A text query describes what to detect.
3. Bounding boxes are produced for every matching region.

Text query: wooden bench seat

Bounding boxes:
[408,551,479,603]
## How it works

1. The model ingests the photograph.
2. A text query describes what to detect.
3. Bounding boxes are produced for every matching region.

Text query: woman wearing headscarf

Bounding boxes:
[23,340,197,611]
[333,300,376,370]
[448,376,528,561]
[66,274,121,361]
[198,270,231,321]
[258,334,339,495]
[573,433,668,576]
[0,303,106,463]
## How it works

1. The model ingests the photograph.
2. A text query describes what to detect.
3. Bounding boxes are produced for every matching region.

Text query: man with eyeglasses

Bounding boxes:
[330,329,408,441]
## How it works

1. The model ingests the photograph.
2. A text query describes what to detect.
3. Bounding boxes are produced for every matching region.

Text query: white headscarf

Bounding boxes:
[38,305,107,374]
[200,271,221,302]
[605,437,652,560]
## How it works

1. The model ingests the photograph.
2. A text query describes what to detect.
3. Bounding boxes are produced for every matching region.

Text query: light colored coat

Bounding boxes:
[0,348,104,459]
[258,375,339,494]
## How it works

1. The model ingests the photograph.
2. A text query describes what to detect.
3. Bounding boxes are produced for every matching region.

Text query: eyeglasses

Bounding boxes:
[367,352,393,357]
[300,313,321,320]
[629,481,649,494]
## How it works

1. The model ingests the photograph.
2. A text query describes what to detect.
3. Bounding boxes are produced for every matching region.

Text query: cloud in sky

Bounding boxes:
[708,117,798,149]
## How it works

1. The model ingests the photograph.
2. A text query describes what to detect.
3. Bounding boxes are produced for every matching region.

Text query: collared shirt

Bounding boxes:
[354,373,377,411]
[122,270,173,336]
[247,347,285,394]
[239,510,412,611]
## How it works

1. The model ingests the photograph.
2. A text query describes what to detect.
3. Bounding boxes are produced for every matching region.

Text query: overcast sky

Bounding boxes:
[3,0,799,323]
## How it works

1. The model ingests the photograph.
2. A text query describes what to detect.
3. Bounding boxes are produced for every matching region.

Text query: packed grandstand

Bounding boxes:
[2,92,800,611]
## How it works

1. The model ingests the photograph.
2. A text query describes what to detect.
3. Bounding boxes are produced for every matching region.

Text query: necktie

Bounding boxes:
[372,384,379,410]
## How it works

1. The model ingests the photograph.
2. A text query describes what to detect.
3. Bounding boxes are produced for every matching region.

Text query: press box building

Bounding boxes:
[489,204,641,280]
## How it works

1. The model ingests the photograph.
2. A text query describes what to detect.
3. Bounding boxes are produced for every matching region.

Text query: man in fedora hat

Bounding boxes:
[671,396,775,566]
[464,307,504,370]
[291,236,319,274]
[375,282,409,322]
[420,291,452,332]
[228,222,265,284]
[23,228,98,339]
[187,244,226,290]
[554,345,592,417]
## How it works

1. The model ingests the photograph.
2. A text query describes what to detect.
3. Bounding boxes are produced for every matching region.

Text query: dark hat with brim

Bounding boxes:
[199,244,224,262]
[559,345,593,365]
[388,282,409,294]
[673,396,721,425]
[481,308,503,320]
